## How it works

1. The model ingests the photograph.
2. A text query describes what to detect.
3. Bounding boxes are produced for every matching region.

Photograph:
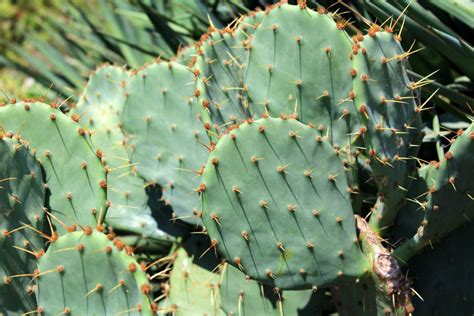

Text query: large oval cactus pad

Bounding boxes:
[201,118,368,290]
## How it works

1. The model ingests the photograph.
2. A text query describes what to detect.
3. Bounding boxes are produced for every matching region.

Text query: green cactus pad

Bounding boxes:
[201,117,368,290]
[422,124,474,238]
[36,230,154,315]
[220,263,330,316]
[395,124,474,260]
[76,64,130,115]
[244,4,360,148]
[73,65,164,239]
[0,137,44,314]
[121,62,211,225]
[0,102,107,232]
[351,31,422,232]
[159,248,223,316]
[176,44,198,69]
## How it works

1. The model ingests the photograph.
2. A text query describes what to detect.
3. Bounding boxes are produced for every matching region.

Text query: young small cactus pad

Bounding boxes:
[0,137,44,314]
[160,248,223,316]
[76,65,130,115]
[220,263,330,316]
[121,62,211,225]
[35,230,153,315]
[0,101,107,233]
[201,117,369,290]
[395,123,474,260]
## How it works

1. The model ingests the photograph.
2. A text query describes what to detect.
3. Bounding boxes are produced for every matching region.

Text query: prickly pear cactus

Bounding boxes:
[0,101,107,232]
[72,65,165,239]
[353,31,422,233]
[201,117,369,290]
[2,2,473,315]
[193,11,264,129]
[159,248,223,316]
[121,62,211,225]
[220,263,331,316]
[35,230,154,315]
[395,123,474,260]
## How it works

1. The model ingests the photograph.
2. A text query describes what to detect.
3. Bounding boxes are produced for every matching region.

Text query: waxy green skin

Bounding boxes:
[0,102,107,233]
[220,263,330,316]
[195,30,251,130]
[0,137,44,314]
[395,123,474,261]
[244,4,359,148]
[121,62,211,225]
[201,118,369,290]
[73,65,167,239]
[352,32,422,233]
[193,11,264,131]
[160,248,223,316]
[36,230,153,316]
[390,163,438,243]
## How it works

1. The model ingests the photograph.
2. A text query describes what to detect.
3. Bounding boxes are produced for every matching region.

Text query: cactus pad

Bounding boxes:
[121,62,211,225]
[193,11,264,129]
[201,117,368,290]
[220,263,329,316]
[396,123,474,259]
[36,230,154,315]
[73,65,162,238]
[0,102,107,232]
[159,248,222,316]
[244,4,360,148]
[352,31,422,232]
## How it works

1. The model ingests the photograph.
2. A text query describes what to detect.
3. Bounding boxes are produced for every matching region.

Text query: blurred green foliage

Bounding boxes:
[0,0,50,46]
[0,0,55,101]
